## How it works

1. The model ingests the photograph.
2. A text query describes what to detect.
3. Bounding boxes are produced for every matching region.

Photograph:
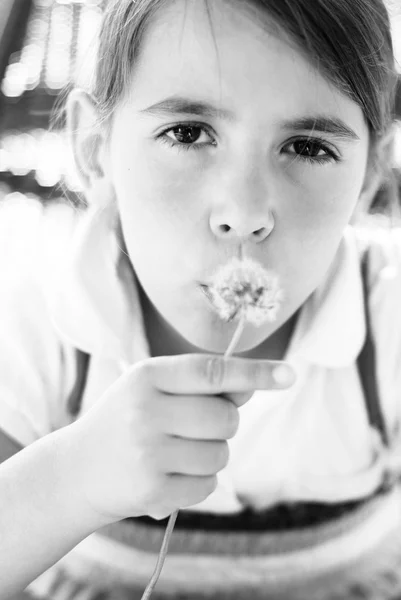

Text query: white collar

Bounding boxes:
[49,204,150,363]
[49,207,365,369]
[286,227,366,367]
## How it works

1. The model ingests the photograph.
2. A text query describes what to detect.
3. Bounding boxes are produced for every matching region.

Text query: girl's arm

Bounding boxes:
[0,424,107,599]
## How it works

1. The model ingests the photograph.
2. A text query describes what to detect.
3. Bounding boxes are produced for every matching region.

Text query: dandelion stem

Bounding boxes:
[140,510,178,600]
[224,312,246,358]
[140,312,246,599]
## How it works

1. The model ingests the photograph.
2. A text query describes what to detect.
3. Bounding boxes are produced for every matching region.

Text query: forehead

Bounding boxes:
[121,0,367,137]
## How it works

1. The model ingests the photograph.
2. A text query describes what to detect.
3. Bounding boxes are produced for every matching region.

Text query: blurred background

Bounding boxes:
[0,0,400,213]
[0,0,104,208]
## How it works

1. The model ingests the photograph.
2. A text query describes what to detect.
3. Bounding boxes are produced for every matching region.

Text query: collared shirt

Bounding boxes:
[1,197,401,514]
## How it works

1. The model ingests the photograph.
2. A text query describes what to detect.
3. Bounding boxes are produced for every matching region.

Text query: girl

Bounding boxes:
[0,0,400,598]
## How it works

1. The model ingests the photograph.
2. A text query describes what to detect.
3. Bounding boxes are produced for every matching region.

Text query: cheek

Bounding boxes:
[284,158,366,233]
[111,146,208,272]
[276,160,367,291]
[113,139,206,217]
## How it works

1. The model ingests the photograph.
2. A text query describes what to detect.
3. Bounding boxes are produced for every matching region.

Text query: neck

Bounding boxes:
[137,283,201,357]
[236,312,298,361]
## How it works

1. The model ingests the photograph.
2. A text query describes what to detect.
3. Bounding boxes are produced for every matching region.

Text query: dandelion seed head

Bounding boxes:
[206,257,284,326]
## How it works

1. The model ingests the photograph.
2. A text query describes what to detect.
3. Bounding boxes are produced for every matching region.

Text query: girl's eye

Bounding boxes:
[283,138,339,164]
[158,124,216,151]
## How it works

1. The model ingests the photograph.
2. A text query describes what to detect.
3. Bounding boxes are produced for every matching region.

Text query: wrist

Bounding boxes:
[50,423,114,532]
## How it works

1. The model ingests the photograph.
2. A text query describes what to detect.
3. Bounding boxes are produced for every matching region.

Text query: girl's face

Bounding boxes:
[104,0,371,355]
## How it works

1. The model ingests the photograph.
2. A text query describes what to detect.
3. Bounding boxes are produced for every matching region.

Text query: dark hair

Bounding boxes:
[94,0,397,134]
[66,0,400,214]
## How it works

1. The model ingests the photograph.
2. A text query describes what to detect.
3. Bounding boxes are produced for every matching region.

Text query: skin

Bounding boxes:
[73,0,373,359]
[0,3,390,592]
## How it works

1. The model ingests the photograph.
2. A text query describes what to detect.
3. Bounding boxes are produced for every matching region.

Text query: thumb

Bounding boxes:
[223,390,254,407]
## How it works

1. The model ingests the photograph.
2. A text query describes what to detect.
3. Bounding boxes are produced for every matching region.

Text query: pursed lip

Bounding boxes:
[199,283,213,300]
[199,283,222,314]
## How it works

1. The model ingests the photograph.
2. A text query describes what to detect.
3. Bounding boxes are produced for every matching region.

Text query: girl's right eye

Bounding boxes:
[157,124,217,151]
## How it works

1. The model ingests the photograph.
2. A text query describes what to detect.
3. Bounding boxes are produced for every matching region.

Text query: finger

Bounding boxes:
[154,394,239,440]
[148,474,217,519]
[145,354,296,401]
[157,438,229,476]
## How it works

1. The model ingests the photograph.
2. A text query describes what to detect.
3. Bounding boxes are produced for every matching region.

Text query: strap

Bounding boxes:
[357,248,390,447]
[66,349,91,417]
[0,427,23,463]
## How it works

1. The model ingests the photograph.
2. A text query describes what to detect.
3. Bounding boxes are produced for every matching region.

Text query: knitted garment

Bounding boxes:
[37,486,401,600]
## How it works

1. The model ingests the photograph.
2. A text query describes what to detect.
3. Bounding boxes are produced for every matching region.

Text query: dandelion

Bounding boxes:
[205,256,283,322]
[141,255,283,600]
[201,256,283,357]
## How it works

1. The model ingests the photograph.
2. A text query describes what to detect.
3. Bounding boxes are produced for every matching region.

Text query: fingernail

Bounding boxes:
[272,364,295,386]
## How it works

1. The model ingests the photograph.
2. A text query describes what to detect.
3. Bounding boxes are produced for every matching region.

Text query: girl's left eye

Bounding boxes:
[283,138,339,164]
[158,124,216,151]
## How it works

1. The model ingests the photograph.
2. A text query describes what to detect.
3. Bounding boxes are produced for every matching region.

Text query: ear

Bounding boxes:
[357,128,396,212]
[65,89,113,207]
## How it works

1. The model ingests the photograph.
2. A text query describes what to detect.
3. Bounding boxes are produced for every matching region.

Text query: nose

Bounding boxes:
[209,157,277,244]
[210,206,275,243]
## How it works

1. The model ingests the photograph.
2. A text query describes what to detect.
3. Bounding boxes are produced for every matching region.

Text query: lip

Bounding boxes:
[198,283,220,314]
[199,283,213,302]
[199,283,210,292]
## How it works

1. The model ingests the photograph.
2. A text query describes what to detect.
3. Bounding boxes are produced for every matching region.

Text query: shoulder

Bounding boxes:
[0,192,81,286]
[350,219,401,341]
[0,194,81,445]
[351,220,401,432]
[0,194,81,340]
[351,219,401,284]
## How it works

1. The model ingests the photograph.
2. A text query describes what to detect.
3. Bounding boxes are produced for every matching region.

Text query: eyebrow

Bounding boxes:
[139,96,360,141]
[139,96,236,122]
[279,116,360,141]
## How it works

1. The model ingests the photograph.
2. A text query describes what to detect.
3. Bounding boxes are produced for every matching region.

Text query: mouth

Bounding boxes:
[198,258,285,326]
[199,283,221,315]
[199,283,213,300]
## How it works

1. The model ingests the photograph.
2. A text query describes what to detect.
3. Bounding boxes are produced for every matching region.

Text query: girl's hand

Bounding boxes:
[70,354,295,523]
